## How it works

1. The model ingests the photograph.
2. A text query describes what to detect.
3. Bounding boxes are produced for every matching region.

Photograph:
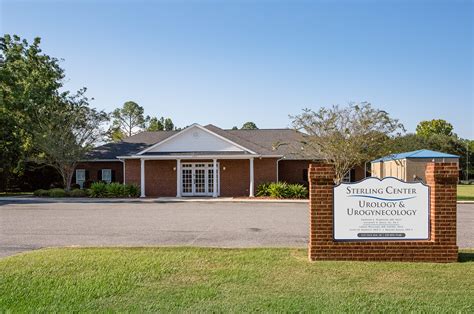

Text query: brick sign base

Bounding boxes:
[308,163,458,263]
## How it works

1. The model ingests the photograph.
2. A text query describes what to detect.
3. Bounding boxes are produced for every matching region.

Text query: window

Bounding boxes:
[76,169,86,188]
[102,169,112,183]
[342,171,351,183]
[302,169,308,182]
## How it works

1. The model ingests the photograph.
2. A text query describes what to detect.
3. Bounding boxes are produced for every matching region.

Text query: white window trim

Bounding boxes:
[102,169,112,183]
[76,169,86,188]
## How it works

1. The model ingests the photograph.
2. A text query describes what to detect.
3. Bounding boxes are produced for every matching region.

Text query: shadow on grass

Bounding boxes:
[458,252,474,263]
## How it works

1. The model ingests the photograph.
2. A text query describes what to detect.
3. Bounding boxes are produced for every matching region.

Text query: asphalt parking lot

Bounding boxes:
[0,199,473,257]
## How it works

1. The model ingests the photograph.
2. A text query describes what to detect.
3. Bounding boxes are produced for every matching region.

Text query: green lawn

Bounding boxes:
[458,185,474,201]
[1,248,473,312]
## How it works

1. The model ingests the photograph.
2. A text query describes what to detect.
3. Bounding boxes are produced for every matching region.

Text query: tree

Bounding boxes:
[241,122,258,130]
[0,107,22,190]
[146,117,175,131]
[32,89,108,190]
[291,102,404,183]
[147,117,164,131]
[0,34,66,189]
[106,126,125,142]
[416,119,454,137]
[111,101,148,137]
[231,126,238,130]
[163,118,174,131]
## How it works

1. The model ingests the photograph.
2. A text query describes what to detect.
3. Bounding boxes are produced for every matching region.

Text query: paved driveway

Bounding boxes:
[0,199,473,258]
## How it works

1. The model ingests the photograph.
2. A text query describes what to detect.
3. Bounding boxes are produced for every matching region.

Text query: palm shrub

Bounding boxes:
[106,182,126,197]
[287,184,308,199]
[125,184,140,198]
[256,182,271,197]
[268,182,290,198]
[90,182,107,197]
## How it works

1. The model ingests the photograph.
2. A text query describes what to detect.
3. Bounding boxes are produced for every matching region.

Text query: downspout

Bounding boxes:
[276,157,285,182]
[119,158,125,184]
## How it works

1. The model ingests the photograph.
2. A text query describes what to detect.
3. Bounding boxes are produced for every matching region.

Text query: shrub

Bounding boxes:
[69,189,88,197]
[268,182,290,198]
[70,183,81,190]
[89,182,108,197]
[33,189,49,197]
[106,182,126,197]
[255,182,309,199]
[287,184,308,199]
[49,188,67,197]
[125,184,140,198]
[256,182,271,197]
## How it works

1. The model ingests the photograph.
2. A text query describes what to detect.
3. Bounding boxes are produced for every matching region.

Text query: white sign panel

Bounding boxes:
[334,177,429,241]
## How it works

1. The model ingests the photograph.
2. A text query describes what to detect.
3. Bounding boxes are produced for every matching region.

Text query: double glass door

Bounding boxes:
[181,163,219,196]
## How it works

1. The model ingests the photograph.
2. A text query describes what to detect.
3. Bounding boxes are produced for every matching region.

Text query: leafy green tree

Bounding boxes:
[163,118,174,131]
[416,119,454,137]
[111,101,148,137]
[0,108,22,190]
[106,126,125,142]
[147,117,164,131]
[0,34,65,188]
[32,89,108,190]
[291,102,404,183]
[241,122,258,130]
[146,117,175,131]
[231,126,238,130]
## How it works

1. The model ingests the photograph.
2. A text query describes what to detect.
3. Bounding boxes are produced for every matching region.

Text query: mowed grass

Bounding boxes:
[1,248,473,312]
[458,185,474,201]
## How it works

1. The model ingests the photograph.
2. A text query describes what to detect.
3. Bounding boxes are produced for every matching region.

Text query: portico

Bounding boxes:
[120,124,260,198]
[135,155,255,198]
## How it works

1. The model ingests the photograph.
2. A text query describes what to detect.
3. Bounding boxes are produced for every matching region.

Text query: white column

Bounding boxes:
[176,159,181,197]
[213,159,218,198]
[249,158,254,197]
[140,158,146,198]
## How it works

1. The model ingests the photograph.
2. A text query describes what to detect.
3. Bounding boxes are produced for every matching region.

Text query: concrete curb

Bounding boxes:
[0,197,309,204]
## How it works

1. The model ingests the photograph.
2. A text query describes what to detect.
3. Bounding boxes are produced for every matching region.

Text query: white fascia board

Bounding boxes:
[119,154,261,160]
[78,159,121,162]
[136,123,257,155]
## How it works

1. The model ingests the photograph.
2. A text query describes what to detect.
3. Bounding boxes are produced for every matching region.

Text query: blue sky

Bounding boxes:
[1,0,473,138]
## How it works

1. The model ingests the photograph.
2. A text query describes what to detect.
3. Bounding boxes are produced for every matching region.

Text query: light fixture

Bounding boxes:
[173,167,177,171]
[223,166,226,171]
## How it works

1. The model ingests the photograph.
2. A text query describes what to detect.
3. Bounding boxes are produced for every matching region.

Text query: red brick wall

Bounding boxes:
[279,160,310,185]
[124,159,140,186]
[308,162,458,263]
[279,160,366,185]
[75,161,123,183]
[145,160,177,197]
[220,159,250,197]
[255,158,278,187]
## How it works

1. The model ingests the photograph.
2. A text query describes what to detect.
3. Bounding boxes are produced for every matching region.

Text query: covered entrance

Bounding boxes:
[181,162,220,196]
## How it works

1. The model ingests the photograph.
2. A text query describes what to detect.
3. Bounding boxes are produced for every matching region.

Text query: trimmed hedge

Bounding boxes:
[256,182,308,199]
[69,189,89,197]
[48,188,68,197]
[90,182,140,198]
[33,183,140,198]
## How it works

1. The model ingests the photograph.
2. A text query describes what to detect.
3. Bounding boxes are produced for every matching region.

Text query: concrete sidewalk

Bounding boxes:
[0,196,308,204]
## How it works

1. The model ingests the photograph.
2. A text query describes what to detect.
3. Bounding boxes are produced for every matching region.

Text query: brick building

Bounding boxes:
[75,124,365,197]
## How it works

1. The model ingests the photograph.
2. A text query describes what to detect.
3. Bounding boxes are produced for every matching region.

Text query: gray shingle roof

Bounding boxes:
[86,125,312,160]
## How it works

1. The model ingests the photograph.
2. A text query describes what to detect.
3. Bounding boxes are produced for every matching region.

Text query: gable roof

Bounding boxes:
[371,149,459,163]
[137,124,256,155]
[86,124,312,160]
